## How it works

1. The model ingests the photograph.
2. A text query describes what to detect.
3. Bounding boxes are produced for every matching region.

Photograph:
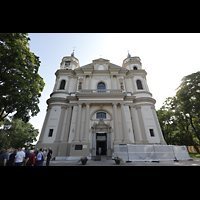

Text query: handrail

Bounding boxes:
[77,89,124,94]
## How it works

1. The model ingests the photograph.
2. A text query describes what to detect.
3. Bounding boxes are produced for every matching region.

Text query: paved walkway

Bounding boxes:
[48,156,200,166]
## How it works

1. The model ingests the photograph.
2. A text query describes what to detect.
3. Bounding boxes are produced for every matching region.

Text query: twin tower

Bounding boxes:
[36,53,166,160]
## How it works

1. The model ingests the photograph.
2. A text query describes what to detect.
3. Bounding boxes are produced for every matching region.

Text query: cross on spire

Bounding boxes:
[71,46,77,57]
[73,46,77,52]
[127,50,131,57]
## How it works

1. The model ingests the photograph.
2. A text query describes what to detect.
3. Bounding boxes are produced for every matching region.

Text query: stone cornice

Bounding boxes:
[133,97,156,104]
[47,97,68,105]
[132,91,152,97]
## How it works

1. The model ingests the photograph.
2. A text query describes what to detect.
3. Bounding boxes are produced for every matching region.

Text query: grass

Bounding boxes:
[189,153,200,158]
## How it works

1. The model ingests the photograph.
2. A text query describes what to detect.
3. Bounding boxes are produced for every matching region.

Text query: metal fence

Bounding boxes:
[114,144,191,162]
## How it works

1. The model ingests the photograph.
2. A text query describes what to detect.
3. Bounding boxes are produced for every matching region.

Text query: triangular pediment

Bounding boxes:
[92,58,110,63]
[77,58,128,72]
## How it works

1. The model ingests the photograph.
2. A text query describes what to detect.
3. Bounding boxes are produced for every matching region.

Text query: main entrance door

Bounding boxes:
[96,133,107,155]
[91,119,111,157]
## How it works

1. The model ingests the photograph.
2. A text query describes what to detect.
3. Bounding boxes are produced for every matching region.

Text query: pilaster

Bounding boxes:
[135,106,149,144]
[73,103,82,142]
[151,106,167,145]
[83,103,90,142]
[120,103,130,143]
[112,103,121,143]
[129,105,143,144]
[37,106,51,144]
[54,106,67,143]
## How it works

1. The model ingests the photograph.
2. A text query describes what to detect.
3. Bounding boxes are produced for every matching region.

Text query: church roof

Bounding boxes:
[92,58,110,63]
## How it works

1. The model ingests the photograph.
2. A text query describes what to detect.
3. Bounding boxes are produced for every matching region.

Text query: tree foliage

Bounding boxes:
[157,71,200,151]
[0,118,39,149]
[0,33,45,122]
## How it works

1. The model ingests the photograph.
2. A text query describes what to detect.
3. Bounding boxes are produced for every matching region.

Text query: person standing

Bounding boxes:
[46,147,53,166]
[41,148,46,166]
[0,149,9,166]
[6,149,17,166]
[98,147,101,155]
[25,150,35,166]
[14,147,25,166]
[35,148,43,166]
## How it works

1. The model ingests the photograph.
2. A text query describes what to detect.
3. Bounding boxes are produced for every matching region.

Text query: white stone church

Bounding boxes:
[36,52,166,159]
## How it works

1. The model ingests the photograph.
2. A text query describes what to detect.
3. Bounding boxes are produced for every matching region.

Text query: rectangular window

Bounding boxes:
[48,129,54,137]
[75,145,83,150]
[149,129,155,137]
[65,61,70,66]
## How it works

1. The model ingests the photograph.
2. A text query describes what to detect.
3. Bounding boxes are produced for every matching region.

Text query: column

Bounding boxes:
[151,106,167,144]
[88,75,91,89]
[107,128,111,156]
[66,76,71,93]
[93,131,96,149]
[38,105,52,143]
[92,129,96,156]
[120,103,130,143]
[111,75,114,89]
[57,105,73,156]
[83,103,90,141]
[54,106,67,143]
[136,106,149,144]
[112,103,121,143]
[73,103,82,142]
[116,76,120,89]
[107,128,111,149]
[130,105,142,144]
[62,105,73,142]
[131,77,137,92]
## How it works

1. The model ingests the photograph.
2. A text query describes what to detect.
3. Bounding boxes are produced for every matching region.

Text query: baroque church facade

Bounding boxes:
[36,52,166,159]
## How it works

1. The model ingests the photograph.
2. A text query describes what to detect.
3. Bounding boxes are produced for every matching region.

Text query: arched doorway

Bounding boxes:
[91,119,111,157]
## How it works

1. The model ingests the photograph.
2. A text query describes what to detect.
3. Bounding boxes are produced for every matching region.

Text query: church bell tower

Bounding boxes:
[122,53,142,70]
[60,51,80,70]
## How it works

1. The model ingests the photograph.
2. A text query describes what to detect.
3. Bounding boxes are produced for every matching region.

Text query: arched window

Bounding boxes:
[97,82,106,90]
[136,80,143,90]
[59,80,66,90]
[96,112,106,119]
[97,82,106,93]
[133,66,138,70]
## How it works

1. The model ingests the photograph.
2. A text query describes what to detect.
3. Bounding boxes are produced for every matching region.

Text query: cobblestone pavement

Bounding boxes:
[48,156,200,166]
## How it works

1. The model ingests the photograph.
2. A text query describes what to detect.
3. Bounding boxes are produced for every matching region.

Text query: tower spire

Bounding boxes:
[127,50,131,57]
[71,46,77,57]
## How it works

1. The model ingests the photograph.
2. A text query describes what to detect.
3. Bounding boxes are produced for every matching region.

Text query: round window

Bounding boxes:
[98,65,104,70]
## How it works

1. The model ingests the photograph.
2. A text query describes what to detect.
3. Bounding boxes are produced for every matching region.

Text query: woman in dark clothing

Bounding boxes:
[6,149,17,166]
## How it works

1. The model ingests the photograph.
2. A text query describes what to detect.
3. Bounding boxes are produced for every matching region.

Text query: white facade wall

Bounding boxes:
[36,55,166,158]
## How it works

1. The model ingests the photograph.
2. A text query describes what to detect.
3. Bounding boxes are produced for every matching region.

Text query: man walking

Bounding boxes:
[14,147,25,166]
[46,147,53,166]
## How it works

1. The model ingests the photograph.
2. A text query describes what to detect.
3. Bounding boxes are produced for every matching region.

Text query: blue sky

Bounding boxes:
[28,33,200,141]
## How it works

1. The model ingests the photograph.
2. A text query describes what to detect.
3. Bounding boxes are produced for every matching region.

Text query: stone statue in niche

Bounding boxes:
[78,81,82,90]
[120,82,124,90]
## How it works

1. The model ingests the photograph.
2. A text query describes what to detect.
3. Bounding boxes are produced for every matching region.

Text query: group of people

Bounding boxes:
[0,147,53,166]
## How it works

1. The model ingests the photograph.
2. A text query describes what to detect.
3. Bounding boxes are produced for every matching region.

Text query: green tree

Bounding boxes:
[157,97,177,145]
[157,71,200,152]
[0,118,39,149]
[0,33,45,122]
[176,71,200,143]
